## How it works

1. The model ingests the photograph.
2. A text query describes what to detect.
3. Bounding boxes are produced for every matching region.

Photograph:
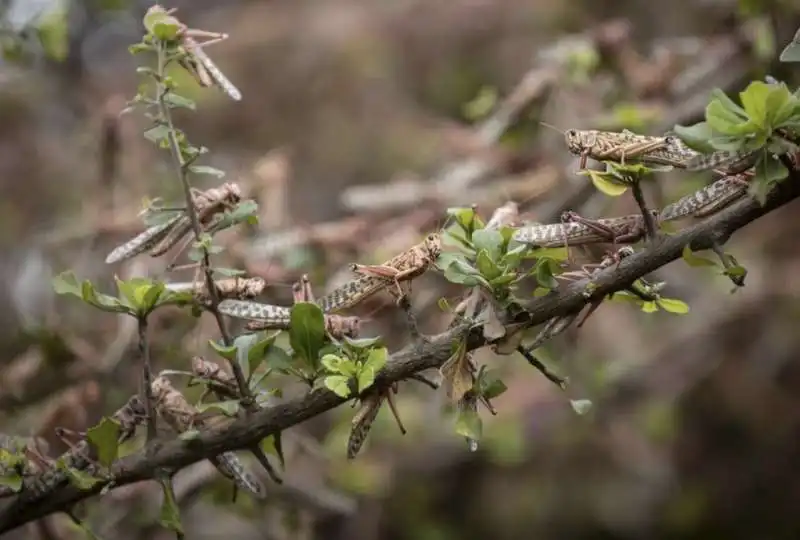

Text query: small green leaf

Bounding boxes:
[234,333,276,382]
[143,125,171,144]
[321,354,344,373]
[532,287,552,297]
[52,271,82,296]
[208,339,238,362]
[259,434,285,469]
[463,86,498,121]
[445,207,477,233]
[179,429,201,441]
[289,303,326,372]
[475,249,502,281]
[443,259,490,287]
[158,477,184,535]
[264,346,294,373]
[656,298,690,314]
[163,92,195,110]
[195,400,241,417]
[672,122,717,153]
[472,229,504,261]
[478,369,508,399]
[534,259,560,289]
[63,466,102,490]
[739,81,771,128]
[641,301,659,313]
[363,347,388,373]
[324,375,352,398]
[454,408,482,441]
[188,165,226,178]
[681,244,718,267]
[212,267,247,278]
[584,169,629,196]
[342,336,383,350]
[724,265,748,279]
[706,99,749,135]
[86,417,121,468]
[357,367,376,393]
[0,474,22,492]
[710,87,749,121]
[570,399,593,415]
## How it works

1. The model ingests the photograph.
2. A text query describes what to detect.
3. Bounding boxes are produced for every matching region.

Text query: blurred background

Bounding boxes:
[2,0,800,539]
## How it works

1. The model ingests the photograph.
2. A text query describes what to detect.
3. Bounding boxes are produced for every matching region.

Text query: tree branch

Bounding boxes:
[2,174,799,533]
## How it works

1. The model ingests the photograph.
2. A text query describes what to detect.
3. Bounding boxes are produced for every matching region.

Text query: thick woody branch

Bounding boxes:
[2,174,799,533]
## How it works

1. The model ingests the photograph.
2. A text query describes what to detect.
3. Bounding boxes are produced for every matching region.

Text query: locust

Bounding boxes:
[151,376,266,498]
[1,396,146,502]
[564,129,699,170]
[316,233,442,313]
[105,182,242,264]
[512,212,653,253]
[165,276,266,306]
[144,5,242,101]
[659,173,751,222]
[347,384,406,460]
[185,357,283,485]
[217,299,362,339]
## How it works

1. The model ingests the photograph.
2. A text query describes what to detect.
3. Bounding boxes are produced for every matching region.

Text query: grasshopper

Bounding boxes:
[316,233,442,313]
[145,5,242,101]
[347,383,405,459]
[151,376,266,498]
[512,212,653,253]
[659,173,751,222]
[105,182,242,264]
[2,396,146,502]
[564,129,699,170]
[218,299,362,339]
[165,276,266,306]
[682,149,758,175]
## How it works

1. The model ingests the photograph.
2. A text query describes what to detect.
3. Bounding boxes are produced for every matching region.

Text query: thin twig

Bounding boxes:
[515,346,567,389]
[631,180,658,240]
[138,317,157,443]
[154,44,251,403]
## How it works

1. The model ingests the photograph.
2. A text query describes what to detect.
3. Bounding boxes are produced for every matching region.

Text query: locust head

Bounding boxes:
[564,129,596,156]
[423,233,442,262]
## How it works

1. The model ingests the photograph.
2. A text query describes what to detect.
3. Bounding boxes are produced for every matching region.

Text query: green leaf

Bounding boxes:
[478,369,508,399]
[143,125,171,145]
[681,244,718,267]
[179,429,201,441]
[710,87,749,120]
[52,271,82,296]
[706,99,749,135]
[289,303,326,372]
[443,259,490,288]
[570,399,593,415]
[188,165,226,178]
[436,252,472,272]
[656,298,690,314]
[463,86,497,121]
[475,249,502,281]
[534,259,561,289]
[358,348,387,393]
[263,346,295,373]
[779,29,800,62]
[454,408,482,441]
[342,336,383,350]
[472,229,504,261]
[324,375,352,398]
[86,417,121,468]
[765,83,795,127]
[739,81,772,128]
[212,267,247,278]
[259,434,285,469]
[724,265,748,279]
[584,169,629,196]
[81,280,127,314]
[234,333,276,382]
[532,287,552,297]
[641,301,659,313]
[321,354,344,373]
[62,465,102,490]
[195,400,241,417]
[0,474,22,493]
[671,122,717,153]
[163,92,195,110]
[158,477,184,535]
[753,152,788,193]
[445,207,477,234]
[208,339,238,362]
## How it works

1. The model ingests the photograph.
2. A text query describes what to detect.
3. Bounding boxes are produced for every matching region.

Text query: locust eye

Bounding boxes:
[566,129,577,137]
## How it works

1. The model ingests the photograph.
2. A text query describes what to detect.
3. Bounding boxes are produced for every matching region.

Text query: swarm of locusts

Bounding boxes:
[3,5,769,510]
